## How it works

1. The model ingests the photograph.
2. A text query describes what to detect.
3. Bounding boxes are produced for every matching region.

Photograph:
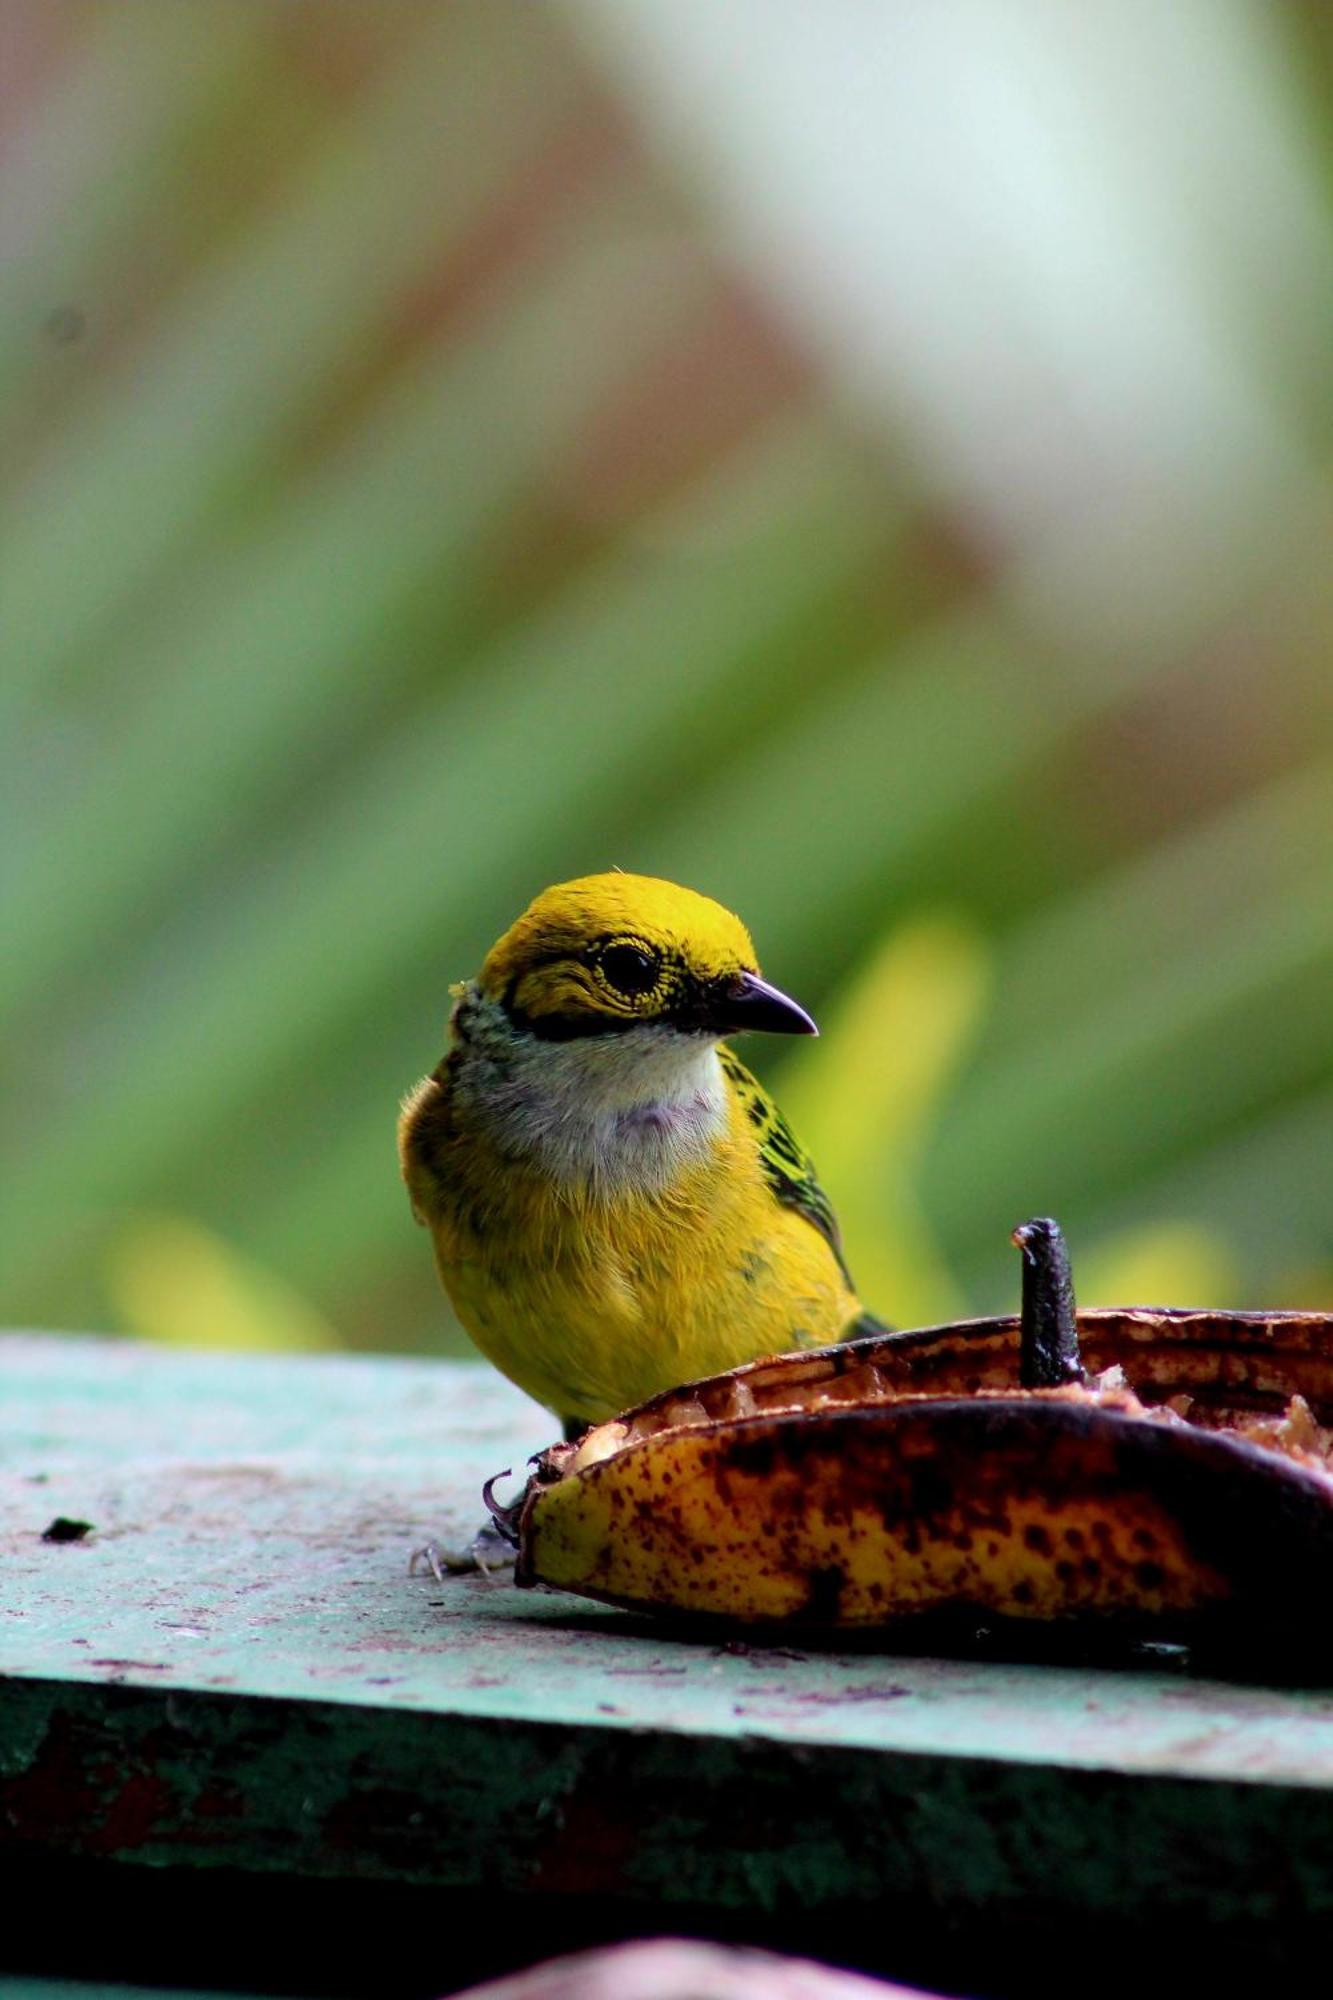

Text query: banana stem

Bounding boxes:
[1012,1217,1083,1388]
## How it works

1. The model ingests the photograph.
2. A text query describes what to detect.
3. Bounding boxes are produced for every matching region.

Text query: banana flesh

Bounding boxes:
[496,1300,1333,1650]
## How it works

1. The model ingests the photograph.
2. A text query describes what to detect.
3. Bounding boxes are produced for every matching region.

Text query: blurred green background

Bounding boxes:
[4,0,1331,1364]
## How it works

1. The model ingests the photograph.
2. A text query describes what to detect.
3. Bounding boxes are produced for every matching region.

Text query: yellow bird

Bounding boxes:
[399,873,882,1434]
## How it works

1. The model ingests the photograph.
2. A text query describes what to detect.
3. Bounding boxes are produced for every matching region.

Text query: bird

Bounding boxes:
[399,872,883,1436]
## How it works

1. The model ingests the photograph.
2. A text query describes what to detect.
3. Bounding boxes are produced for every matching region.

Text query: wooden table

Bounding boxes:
[3,1334,1331,1997]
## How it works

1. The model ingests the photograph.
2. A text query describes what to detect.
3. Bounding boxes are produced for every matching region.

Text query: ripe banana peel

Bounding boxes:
[488,1222,1333,1656]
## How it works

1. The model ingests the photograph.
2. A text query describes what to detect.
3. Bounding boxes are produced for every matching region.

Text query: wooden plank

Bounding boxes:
[2,1333,1332,1995]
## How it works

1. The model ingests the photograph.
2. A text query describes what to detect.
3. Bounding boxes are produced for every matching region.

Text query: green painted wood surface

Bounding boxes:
[0,1985,251,2000]
[3,1334,1333,1992]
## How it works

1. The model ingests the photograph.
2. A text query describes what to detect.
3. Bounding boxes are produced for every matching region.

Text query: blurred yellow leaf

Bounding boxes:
[104,1213,336,1352]
[778,914,991,1328]
[1075,1222,1240,1310]
[1272,1264,1333,1311]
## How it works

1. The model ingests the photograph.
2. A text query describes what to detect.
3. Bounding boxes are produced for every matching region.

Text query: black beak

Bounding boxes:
[709,970,818,1037]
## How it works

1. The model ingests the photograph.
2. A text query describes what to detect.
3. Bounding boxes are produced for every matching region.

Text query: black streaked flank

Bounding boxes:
[718,1046,855,1291]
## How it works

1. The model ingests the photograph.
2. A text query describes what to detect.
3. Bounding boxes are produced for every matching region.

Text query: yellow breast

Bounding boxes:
[406,1076,859,1426]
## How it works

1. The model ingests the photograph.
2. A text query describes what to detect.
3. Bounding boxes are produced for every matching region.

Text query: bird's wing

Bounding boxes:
[718,1045,855,1289]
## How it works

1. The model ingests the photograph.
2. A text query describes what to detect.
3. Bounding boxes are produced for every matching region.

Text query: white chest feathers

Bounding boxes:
[452,993,729,1192]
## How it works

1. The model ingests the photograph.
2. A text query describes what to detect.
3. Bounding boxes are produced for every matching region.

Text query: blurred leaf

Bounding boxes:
[104,1214,335,1351]
[1075,1221,1240,1312]
[6,193,705,1025]
[2,4,581,716]
[0,3,264,406]
[1076,1089,1333,1305]
[777,915,991,1327]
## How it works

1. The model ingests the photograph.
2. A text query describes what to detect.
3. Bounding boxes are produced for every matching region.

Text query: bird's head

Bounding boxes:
[475,873,817,1046]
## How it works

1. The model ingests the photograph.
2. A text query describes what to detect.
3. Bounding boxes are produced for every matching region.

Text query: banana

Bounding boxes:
[487,1221,1333,1654]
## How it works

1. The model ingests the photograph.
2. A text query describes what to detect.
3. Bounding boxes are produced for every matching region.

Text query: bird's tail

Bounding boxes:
[842,1307,894,1341]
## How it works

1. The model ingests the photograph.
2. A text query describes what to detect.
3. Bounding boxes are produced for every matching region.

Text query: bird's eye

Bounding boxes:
[598,943,660,996]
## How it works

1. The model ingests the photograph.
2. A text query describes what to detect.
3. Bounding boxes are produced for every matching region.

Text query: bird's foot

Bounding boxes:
[410,1521,517,1581]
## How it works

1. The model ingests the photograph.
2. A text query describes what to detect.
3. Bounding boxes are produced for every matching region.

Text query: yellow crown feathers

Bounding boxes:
[479,873,757,1005]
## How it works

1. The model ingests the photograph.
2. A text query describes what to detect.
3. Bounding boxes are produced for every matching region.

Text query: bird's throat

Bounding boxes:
[451,985,728,1191]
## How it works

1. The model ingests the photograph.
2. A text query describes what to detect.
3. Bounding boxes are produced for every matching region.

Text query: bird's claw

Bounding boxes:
[409,1520,517,1581]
